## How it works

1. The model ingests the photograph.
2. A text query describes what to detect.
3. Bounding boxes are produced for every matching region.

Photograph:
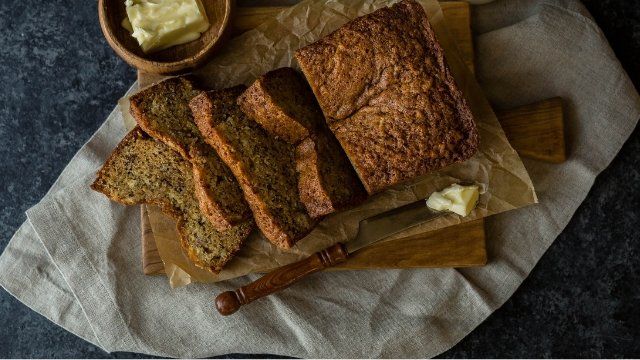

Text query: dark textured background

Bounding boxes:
[0,0,638,358]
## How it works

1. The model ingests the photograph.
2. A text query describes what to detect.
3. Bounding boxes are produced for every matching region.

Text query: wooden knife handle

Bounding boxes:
[215,243,349,315]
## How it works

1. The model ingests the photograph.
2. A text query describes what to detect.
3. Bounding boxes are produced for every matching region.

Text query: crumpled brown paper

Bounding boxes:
[121,0,537,287]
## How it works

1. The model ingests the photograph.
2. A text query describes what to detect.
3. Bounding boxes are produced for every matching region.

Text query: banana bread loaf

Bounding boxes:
[129,76,251,230]
[190,86,315,249]
[91,127,253,273]
[295,0,479,194]
[238,67,366,218]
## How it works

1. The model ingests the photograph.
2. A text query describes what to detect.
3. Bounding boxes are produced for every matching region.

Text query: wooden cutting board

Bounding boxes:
[139,2,566,276]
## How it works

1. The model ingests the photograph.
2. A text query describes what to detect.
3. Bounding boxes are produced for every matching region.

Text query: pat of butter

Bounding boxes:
[426,183,479,217]
[123,0,210,54]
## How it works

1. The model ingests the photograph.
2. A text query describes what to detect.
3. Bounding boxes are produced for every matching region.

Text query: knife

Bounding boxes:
[215,198,451,315]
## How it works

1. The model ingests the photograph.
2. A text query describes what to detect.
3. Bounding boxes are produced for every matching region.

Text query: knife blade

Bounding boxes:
[345,199,445,253]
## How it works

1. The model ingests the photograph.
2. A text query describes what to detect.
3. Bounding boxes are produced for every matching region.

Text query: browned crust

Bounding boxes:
[237,68,312,144]
[211,130,296,249]
[294,0,478,194]
[129,76,251,230]
[191,163,232,231]
[238,67,366,217]
[90,127,251,273]
[295,137,333,218]
[190,88,311,249]
[295,133,367,218]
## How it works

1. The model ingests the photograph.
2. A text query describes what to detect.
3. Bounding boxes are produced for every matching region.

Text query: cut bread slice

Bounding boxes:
[190,86,315,249]
[129,76,251,230]
[91,127,253,273]
[295,130,366,218]
[238,67,366,218]
[237,67,320,145]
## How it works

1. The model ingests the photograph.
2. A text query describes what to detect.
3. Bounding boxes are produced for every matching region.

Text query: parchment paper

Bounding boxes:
[123,0,537,286]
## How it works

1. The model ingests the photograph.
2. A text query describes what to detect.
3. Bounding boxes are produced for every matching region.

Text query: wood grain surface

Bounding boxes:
[336,218,486,270]
[139,3,562,277]
[497,97,566,163]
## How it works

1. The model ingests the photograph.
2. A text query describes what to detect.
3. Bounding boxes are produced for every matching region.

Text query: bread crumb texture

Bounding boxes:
[130,76,251,230]
[191,86,315,249]
[91,128,253,273]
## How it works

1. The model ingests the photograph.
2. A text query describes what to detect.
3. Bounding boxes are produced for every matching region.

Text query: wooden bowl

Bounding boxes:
[98,0,233,74]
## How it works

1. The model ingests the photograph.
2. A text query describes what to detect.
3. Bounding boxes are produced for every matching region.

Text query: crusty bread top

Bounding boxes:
[295,0,479,193]
[129,76,251,230]
[237,67,321,144]
[91,127,253,273]
[190,86,316,249]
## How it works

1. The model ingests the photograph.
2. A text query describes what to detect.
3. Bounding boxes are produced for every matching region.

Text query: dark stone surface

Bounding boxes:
[0,0,637,358]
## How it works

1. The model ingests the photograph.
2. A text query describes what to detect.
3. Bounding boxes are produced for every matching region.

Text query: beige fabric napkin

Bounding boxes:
[0,0,638,357]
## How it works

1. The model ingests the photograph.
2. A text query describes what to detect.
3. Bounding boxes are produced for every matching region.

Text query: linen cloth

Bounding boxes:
[1,0,638,357]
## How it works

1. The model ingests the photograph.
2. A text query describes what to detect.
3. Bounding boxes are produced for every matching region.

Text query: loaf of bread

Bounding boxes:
[238,67,366,218]
[295,0,479,194]
[91,127,253,273]
[190,86,315,249]
[129,76,251,230]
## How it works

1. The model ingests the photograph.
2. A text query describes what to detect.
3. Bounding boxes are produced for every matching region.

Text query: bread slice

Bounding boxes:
[237,67,320,144]
[295,130,366,218]
[91,127,253,273]
[295,0,479,194]
[238,67,366,218]
[129,76,251,230]
[190,86,315,249]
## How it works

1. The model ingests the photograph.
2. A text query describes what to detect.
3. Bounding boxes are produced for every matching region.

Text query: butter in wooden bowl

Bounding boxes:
[121,0,210,54]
